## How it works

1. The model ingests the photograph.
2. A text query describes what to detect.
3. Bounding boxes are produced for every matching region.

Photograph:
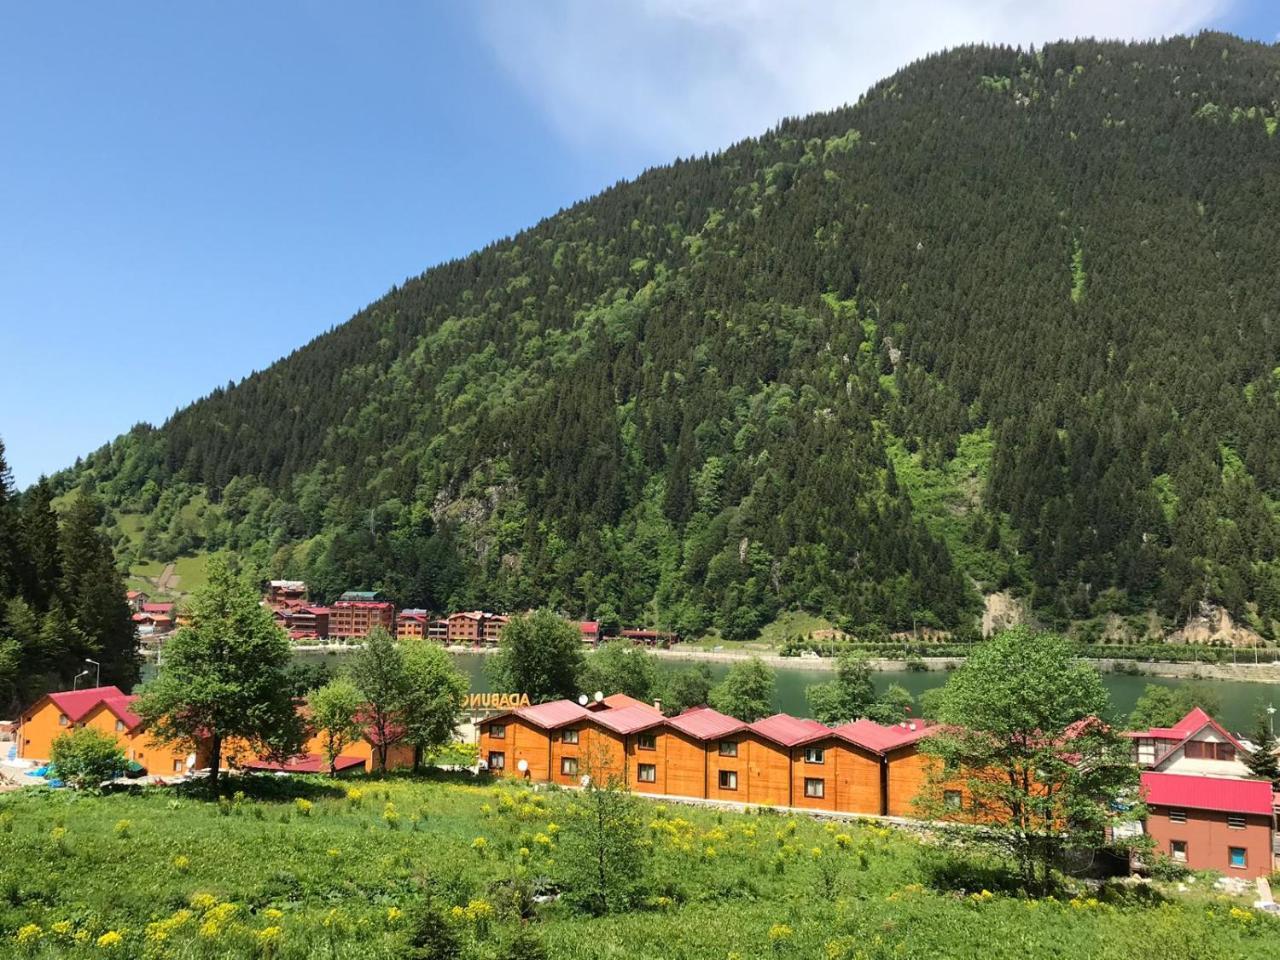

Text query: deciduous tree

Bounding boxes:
[308,677,364,777]
[487,609,583,703]
[919,628,1139,894]
[134,558,303,794]
[709,656,775,722]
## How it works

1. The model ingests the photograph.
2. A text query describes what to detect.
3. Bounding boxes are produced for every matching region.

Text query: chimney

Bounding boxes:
[653,698,663,713]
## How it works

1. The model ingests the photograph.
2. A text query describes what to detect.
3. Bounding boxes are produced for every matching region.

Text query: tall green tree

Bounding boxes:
[347,627,409,772]
[1127,683,1223,730]
[57,493,138,689]
[0,437,17,599]
[709,656,775,722]
[1245,712,1279,786]
[401,639,468,770]
[134,557,304,794]
[19,477,61,609]
[308,676,365,777]
[487,609,584,703]
[577,641,658,702]
[659,663,713,715]
[920,628,1139,893]
[805,652,878,725]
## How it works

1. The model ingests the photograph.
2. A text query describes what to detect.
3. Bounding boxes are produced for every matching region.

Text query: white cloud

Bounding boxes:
[474,0,1231,158]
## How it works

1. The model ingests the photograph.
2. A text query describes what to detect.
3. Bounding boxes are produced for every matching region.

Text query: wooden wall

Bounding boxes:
[480,716,550,782]
[663,730,708,799]
[746,735,792,807]
[789,738,882,815]
[885,747,934,817]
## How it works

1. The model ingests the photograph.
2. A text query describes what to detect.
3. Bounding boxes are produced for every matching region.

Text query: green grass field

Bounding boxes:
[1,775,1274,959]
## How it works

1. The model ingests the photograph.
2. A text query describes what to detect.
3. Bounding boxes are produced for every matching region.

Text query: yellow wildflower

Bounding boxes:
[768,923,794,943]
[294,797,313,816]
[15,923,42,946]
[173,854,190,872]
[96,930,123,950]
[50,921,73,939]
[264,908,284,921]
[386,906,404,924]
[190,892,218,911]
[258,926,283,945]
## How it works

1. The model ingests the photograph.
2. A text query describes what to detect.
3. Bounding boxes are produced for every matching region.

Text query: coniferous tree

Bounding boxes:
[57,494,138,689]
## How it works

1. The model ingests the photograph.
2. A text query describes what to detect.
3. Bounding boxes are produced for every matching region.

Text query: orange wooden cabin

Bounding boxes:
[17,687,204,776]
[478,698,952,819]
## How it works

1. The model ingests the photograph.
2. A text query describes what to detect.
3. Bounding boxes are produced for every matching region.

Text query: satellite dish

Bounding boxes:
[578,694,589,706]
[593,691,604,702]
[517,758,529,773]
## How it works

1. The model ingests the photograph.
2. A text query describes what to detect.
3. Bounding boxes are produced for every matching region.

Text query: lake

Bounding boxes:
[258,649,1277,733]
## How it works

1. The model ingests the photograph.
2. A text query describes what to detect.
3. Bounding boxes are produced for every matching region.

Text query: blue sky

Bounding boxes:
[1,2,1276,488]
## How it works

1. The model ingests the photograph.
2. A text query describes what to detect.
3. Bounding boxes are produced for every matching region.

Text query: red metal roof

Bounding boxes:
[590,705,666,735]
[598,693,659,712]
[749,713,830,747]
[828,719,936,753]
[579,621,600,633]
[1124,708,1247,766]
[242,753,365,774]
[97,695,142,731]
[516,699,593,730]
[44,686,128,723]
[1141,772,1274,816]
[666,706,746,741]
[140,603,174,614]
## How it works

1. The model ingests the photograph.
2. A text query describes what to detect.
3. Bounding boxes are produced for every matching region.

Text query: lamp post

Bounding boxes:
[1267,703,1275,738]
[85,658,100,688]
[72,669,90,690]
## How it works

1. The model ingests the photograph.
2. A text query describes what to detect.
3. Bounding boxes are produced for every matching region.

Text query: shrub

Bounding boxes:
[400,899,461,960]
[48,727,125,791]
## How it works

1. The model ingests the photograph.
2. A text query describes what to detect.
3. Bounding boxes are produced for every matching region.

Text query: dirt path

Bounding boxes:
[154,562,178,593]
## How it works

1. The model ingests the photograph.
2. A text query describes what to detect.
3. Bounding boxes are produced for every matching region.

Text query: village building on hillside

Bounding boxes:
[132,601,176,642]
[1122,706,1277,876]
[263,580,308,609]
[328,591,395,640]
[396,609,431,639]
[125,590,150,612]
[425,611,508,645]
[620,627,680,646]
[273,605,330,642]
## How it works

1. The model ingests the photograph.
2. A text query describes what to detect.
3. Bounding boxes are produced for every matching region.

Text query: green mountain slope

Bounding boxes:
[51,33,1280,641]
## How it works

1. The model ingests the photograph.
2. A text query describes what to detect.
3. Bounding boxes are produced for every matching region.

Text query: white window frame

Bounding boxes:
[637,763,657,783]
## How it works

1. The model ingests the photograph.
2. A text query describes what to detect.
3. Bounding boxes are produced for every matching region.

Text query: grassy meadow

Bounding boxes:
[0,774,1275,959]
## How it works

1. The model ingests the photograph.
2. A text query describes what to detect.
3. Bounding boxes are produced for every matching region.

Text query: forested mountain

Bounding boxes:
[36,33,1280,643]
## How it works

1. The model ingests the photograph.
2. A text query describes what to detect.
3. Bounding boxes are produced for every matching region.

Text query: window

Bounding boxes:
[718,740,738,757]
[944,790,963,811]
[718,770,738,790]
[172,759,184,773]
[560,757,578,776]
[561,728,579,745]
[489,724,506,740]
[637,732,656,750]
[804,778,825,799]
[1184,741,1236,761]
[116,720,126,732]
[488,751,505,770]
[58,714,68,727]
[1168,809,1187,824]
[1229,847,1247,869]
[804,746,825,764]
[1170,840,1187,863]
[1227,815,1246,830]
[637,763,657,783]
